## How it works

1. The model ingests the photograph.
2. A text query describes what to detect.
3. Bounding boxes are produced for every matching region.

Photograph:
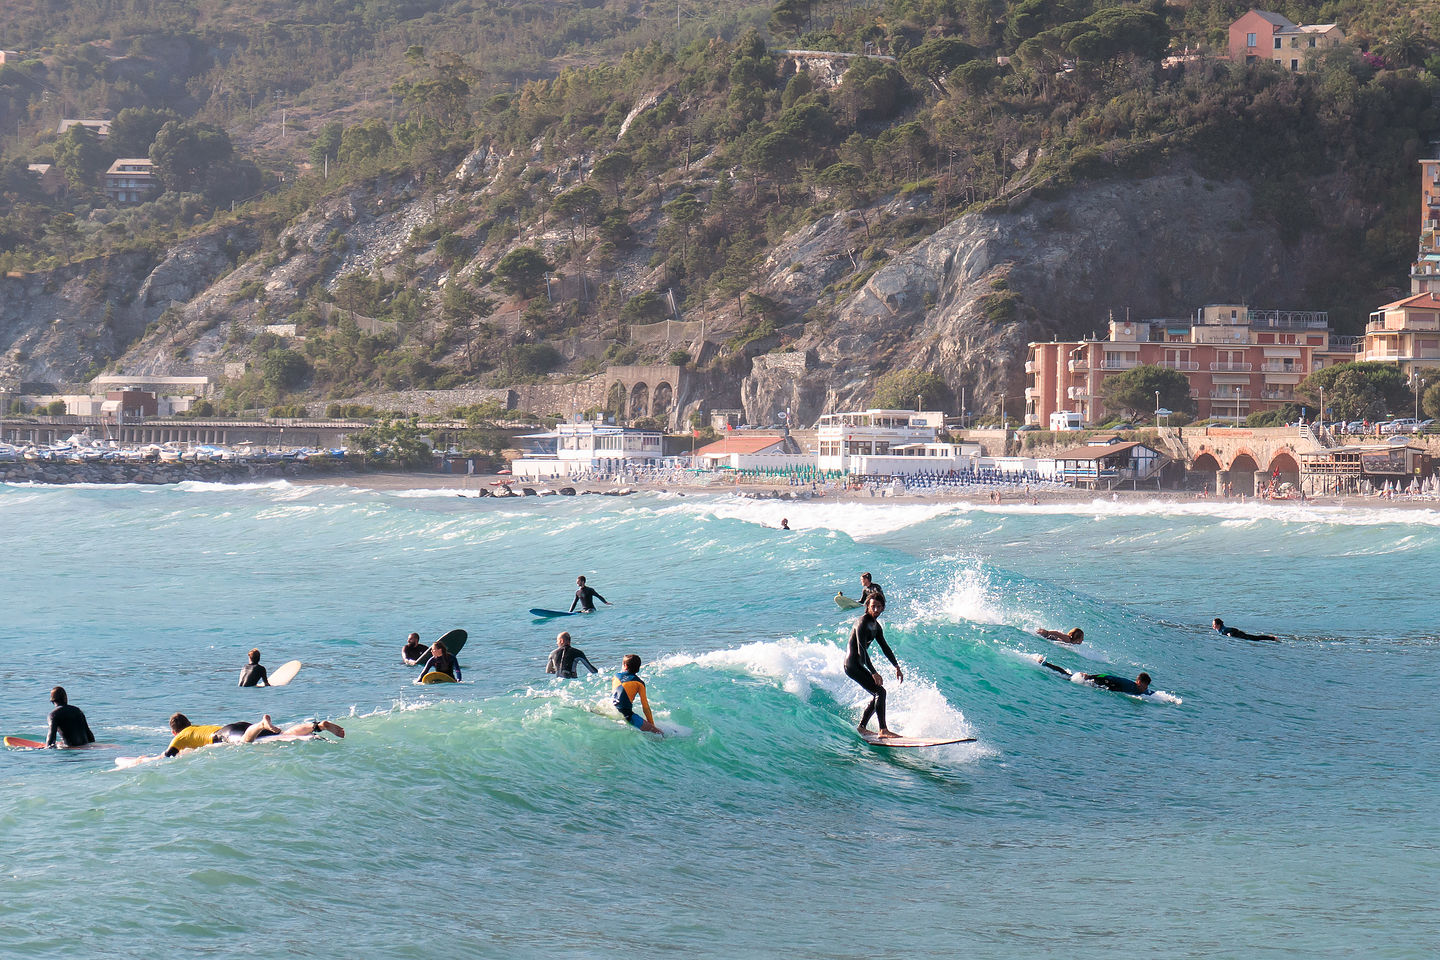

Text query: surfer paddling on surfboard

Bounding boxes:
[845,594,903,739]
[1037,627,1084,645]
[162,713,345,757]
[1212,618,1278,643]
[1041,660,1151,696]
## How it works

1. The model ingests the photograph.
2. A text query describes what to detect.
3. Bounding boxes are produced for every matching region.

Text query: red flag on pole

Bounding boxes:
[725,422,733,431]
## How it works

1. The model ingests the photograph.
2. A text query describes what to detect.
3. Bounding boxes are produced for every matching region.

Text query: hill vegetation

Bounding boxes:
[2,0,1440,413]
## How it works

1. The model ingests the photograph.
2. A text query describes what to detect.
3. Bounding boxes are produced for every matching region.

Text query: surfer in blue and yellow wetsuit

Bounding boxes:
[612,655,662,736]
[845,594,903,739]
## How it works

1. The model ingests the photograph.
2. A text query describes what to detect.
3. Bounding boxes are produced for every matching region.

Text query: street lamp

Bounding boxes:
[1318,385,1325,433]
[1000,395,1007,433]
[1415,375,1425,424]
[1154,390,1160,429]
[1235,385,1242,425]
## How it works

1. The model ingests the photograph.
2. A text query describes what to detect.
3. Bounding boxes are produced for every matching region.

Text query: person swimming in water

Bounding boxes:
[546,631,598,679]
[162,713,345,758]
[45,686,96,748]
[845,594,903,738]
[780,518,790,530]
[420,640,461,681]
[1212,618,1278,642]
[611,654,662,735]
[570,576,611,613]
[1041,660,1151,695]
[238,648,269,687]
[401,632,427,664]
[1037,627,1084,645]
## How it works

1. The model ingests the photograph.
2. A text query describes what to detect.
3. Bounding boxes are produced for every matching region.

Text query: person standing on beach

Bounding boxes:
[402,632,427,664]
[612,654,663,735]
[859,572,885,607]
[45,686,95,748]
[238,649,269,687]
[845,595,902,738]
[547,631,598,678]
[570,575,611,613]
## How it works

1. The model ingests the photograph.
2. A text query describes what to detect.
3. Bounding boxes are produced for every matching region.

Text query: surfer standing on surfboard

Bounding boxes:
[845,595,902,739]
[569,576,611,614]
[45,686,95,748]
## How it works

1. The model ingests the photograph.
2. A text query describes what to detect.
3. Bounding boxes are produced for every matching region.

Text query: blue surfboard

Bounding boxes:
[529,608,576,619]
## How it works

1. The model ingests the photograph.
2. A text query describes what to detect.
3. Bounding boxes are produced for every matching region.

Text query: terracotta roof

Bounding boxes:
[1375,292,1440,311]
[1053,441,1158,461]
[695,435,789,456]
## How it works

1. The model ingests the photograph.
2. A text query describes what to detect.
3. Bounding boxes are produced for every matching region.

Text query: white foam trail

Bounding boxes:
[657,495,966,539]
[908,563,1010,626]
[662,638,981,744]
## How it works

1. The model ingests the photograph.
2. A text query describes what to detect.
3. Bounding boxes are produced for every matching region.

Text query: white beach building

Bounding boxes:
[510,419,664,479]
[815,409,962,475]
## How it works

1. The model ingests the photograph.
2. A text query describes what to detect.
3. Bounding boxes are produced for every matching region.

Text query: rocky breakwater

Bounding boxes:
[0,459,352,485]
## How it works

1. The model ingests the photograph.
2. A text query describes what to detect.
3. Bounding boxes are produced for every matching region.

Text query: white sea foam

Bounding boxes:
[908,562,1010,626]
[662,637,982,747]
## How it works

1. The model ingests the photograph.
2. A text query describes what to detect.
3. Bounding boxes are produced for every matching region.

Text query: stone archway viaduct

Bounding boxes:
[1157,425,1322,493]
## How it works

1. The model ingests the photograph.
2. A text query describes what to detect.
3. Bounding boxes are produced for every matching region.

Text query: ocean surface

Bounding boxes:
[1,481,1436,958]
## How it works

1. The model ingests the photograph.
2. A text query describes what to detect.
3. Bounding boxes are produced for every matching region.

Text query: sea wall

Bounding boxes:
[0,458,355,485]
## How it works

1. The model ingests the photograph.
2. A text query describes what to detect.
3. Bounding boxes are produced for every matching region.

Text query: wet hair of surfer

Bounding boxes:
[51,686,68,706]
[622,654,641,672]
[248,648,261,664]
[169,712,192,733]
[432,640,448,656]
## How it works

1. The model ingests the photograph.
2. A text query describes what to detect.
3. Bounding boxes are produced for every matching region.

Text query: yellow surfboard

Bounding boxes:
[418,671,457,684]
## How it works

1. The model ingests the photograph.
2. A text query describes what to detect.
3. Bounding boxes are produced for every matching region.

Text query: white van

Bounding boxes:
[1049,411,1083,431]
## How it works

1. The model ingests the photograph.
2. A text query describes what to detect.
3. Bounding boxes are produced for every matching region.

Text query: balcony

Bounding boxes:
[1208,390,1252,400]
[1067,386,1090,400]
[1157,359,1199,371]
[1100,358,1138,370]
[1067,358,1090,372]
[1024,360,1035,374]
[1023,387,1038,400]
[1210,362,1253,372]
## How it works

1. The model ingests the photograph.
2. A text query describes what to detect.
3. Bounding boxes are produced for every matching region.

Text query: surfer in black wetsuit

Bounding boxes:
[401,632,427,664]
[569,575,611,613]
[238,648,269,687]
[45,686,96,748]
[845,594,903,738]
[1212,618,1278,642]
[1037,627,1084,644]
[546,631,598,678]
[859,572,885,607]
[1042,660,1151,695]
[422,640,462,681]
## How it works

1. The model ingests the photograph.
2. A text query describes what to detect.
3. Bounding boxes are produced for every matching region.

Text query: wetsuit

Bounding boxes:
[402,642,427,664]
[214,721,286,744]
[547,646,598,679]
[45,704,95,748]
[238,663,269,687]
[611,671,654,729]
[570,585,607,613]
[1216,625,1278,642]
[844,613,899,731]
[423,653,461,681]
[1043,661,1148,695]
[861,582,886,606]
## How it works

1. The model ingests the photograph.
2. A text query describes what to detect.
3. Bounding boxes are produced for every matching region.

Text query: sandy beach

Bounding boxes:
[290,469,1440,511]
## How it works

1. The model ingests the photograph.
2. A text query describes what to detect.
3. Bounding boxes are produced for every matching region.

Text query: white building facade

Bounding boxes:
[510,420,665,479]
[815,409,947,473]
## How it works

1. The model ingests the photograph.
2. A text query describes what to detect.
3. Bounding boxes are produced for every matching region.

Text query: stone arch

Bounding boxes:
[1267,451,1300,494]
[1192,452,1221,471]
[652,382,674,420]
[607,382,627,418]
[1226,451,1260,496]
[1190,451,1221,494]
[629,382,649,418]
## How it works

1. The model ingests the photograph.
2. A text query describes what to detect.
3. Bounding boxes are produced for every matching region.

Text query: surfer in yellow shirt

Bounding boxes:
[611,654,663,736]
[162,712,345,757]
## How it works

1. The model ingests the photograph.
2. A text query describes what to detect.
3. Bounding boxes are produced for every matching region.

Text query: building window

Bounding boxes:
[1291,59,1299,70]
[1274,37,1282,49]
[1308,37,1316,47]
[1247,32,1257,47]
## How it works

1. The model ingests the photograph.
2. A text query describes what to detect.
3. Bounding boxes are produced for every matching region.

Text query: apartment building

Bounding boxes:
[1025,305,1358,427]
[103,158,158,204]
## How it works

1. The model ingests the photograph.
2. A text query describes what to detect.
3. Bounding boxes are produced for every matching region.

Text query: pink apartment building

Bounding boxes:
[1025,305,1359,427]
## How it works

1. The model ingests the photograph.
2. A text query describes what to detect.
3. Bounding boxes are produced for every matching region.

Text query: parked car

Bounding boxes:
[1383,418,1420,434]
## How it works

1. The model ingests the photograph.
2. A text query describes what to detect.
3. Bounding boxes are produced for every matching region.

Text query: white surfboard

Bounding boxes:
[859,733,976,748]
[269,660,303,686]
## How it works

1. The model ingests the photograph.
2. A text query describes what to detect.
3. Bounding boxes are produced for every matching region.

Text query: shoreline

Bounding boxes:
[289,470,1440,512]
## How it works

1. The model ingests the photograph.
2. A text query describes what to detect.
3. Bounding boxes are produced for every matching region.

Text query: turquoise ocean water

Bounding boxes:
[1,481,1436,958]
